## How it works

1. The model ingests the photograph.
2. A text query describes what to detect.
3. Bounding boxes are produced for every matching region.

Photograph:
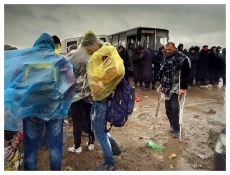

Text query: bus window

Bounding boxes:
[99,38,106,43]
[141,33,154,50]
[112,34,119,47]
[67,41,77,53]
[127,38,136,51]
[67,41,77,47]
[156,30,168,49]
[118,32,127,47]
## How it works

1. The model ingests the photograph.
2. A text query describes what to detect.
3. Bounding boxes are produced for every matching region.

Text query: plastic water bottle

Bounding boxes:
[147,141,165,152]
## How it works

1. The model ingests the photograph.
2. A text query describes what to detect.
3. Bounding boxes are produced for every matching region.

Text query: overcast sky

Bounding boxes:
[4,4,227,50]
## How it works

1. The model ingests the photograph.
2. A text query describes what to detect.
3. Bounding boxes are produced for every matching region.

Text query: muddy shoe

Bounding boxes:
[173,130,180,138]
[94,163,115,171]
[68,145,82,154]
[108,137,121,156]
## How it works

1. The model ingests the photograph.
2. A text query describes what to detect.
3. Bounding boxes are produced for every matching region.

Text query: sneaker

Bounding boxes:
[94,163,115,171]
[108,137,121,156]
[86,142,94,151]
[169,125,174,133]
[68,145,82,154]
[173,130,180,138]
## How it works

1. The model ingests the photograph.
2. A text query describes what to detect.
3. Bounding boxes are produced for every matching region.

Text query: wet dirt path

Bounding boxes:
[34,80,226,171]
[127,82,226,170]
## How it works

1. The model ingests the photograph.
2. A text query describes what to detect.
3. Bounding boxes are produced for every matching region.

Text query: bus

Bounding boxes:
[61,34,108,55]
[107,27,169,72]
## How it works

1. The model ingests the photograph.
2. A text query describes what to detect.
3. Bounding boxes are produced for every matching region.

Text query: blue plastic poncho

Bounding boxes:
[4,33,76,131]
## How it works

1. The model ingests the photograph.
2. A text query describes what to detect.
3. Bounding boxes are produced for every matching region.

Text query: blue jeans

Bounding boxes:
[90,99,115,166]
[23,117,64,170]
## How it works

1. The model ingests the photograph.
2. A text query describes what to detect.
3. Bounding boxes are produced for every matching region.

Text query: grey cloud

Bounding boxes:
[4,4,226,49]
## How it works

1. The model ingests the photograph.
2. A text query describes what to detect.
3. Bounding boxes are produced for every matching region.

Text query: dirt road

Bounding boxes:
[35,80,226,171]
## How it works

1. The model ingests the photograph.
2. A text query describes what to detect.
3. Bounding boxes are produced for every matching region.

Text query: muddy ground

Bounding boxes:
[33,78,225,171]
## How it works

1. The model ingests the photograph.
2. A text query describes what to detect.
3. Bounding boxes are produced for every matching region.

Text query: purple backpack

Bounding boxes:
[106,78,135,132]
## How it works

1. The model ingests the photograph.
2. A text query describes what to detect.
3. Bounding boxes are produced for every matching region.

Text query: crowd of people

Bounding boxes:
[131,43,226,90]
[4,32,226,171]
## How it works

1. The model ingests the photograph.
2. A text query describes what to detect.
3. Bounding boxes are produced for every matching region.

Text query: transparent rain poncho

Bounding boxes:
[4,33,76,131]
[85,38,125,101]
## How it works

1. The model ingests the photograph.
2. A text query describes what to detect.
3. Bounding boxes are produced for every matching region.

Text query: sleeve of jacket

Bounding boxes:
[180,58,190,89]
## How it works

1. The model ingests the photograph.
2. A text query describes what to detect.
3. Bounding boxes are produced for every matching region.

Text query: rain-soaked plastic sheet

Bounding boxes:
[4,47,76,131]
[86,42,125,101]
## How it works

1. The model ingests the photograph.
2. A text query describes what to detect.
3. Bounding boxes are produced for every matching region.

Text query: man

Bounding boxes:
[52,35,63,54]
[118,45,130,83]
[157,42,190,138]
[65,42,96,154]
[131,45,143,88]
[217,48,226,84]
[208,46,218,84]
[152,46,165,90]
[4,45,18,142]
[4,33,76,170]
[85,30,124,171]
[139,46,154,91]
[196,45,209,85]
[177,43,184,52]
[187,46,199,86]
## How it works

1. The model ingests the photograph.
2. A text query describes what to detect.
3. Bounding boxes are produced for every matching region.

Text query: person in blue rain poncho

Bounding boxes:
[4,33,76,170]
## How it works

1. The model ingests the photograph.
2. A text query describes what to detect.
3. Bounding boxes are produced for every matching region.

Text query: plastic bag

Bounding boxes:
[87,42,125,101]
[4,47,76,131]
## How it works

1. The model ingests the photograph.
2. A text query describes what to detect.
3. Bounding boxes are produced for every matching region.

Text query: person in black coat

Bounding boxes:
[196,45,209,85]
[118,45,130,83]
[187,46,199,85]
[177,43,184,52]
[218,48,226,84]
[152,46,165,90]
[208,46,219,84]
[131,45,143,88]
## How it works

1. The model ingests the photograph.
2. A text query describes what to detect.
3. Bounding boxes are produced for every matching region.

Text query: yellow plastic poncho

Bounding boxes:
[54,44,63,55]
[87,42,125,101]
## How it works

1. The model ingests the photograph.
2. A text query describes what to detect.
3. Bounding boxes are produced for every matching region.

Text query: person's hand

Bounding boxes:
[179,89,186,96]
[157,85,161,93]
[140,53,143,58]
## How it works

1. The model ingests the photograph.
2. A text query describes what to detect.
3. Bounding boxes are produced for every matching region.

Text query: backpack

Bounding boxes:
[106,78,135,132]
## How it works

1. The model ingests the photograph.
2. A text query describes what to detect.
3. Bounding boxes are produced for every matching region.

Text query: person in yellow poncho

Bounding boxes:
[52,35,63,55]
[82,30,124,171]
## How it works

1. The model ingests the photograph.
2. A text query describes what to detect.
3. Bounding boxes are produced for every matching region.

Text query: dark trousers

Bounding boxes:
[165,93,180,131]
[71,100,95,148]
[144,81,150,88]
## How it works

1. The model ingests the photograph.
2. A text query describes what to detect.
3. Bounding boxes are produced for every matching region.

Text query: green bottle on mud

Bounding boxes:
[147,141,165,153]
